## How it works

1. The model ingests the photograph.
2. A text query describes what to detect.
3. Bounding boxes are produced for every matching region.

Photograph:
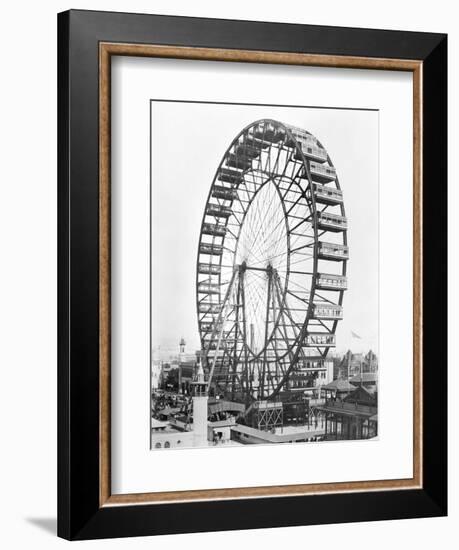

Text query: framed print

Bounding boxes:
[57,10,447,540]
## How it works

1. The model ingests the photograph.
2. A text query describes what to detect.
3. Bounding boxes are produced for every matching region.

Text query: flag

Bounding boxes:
[351,331,362,339]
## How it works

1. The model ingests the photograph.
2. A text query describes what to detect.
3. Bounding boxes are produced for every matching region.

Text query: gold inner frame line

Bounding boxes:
[99,42,423,507]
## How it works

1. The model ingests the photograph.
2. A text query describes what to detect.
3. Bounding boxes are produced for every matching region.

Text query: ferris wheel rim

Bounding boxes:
[196,118,347,400]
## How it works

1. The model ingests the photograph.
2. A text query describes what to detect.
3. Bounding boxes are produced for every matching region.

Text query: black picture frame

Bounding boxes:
[58,9,447,540]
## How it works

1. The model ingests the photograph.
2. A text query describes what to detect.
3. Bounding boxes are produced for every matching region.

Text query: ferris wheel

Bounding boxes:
[196,119,348,402]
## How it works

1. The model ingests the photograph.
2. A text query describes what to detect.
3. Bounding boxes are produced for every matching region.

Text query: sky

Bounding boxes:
[151,101,379,356]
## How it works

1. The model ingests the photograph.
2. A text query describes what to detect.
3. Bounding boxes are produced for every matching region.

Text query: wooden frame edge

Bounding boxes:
[100,43,111,506]
[412,63,423,490]
[101,42,421,71]
[99,42,423,507]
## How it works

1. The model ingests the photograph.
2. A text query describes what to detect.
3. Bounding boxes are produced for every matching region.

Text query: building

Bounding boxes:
[207,399,244,443]
[318,385,378,440]
[321,378,355,400]
[151,361,210,449]
[365,350,378,372]
[334,350,363,380]
[334,350,379,380]
[153,340,201,393]
[189,362,209,447]
[349,371,378,393]
[151,361,163,390]
[177,338,198,364]
[177,361,196,394]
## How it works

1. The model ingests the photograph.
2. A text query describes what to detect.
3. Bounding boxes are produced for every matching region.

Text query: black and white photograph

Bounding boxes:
[150,101,379,450]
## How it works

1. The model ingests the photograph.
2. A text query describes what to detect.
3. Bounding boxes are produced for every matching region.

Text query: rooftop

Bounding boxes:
[349,372,378,384]
[344,385,377,407]
[322,379,355,392]
[317,400,377,418]
[232,423,324,443]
